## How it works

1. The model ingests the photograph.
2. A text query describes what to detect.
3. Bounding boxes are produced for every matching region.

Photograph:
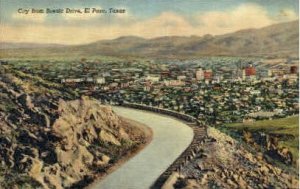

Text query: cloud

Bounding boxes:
[277,8,298,22]
[12,12,46,23]
[194,4,298,35]
[2,3,298,44]
[122,3,295,38]
[127,12,194,37]
[195,3,274,34]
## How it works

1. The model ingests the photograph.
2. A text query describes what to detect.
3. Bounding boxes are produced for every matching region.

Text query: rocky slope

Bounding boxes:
[221,117,299,169]
[0,66,150,188]
[167,127,298,189]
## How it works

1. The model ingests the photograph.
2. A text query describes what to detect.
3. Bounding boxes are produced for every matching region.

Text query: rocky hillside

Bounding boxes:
[1,20,298,59]
[166,127,298,189]
[0,65,150,188]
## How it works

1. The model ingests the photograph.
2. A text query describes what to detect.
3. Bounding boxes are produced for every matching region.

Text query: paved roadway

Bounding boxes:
[90,107,194,189]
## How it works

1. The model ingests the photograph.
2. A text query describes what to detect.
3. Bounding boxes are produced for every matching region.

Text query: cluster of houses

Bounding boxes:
[5,57,298,126]
[86,61,298,125]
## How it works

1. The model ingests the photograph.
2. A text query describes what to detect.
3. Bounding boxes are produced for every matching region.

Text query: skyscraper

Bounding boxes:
[196,68,204,80]
[204,70,213,80]
[245,64,256,76]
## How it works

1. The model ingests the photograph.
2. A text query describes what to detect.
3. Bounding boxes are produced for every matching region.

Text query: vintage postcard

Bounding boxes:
[0,0,299,189]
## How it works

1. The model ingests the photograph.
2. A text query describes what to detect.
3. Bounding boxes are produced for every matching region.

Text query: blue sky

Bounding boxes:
[0,0,298,44]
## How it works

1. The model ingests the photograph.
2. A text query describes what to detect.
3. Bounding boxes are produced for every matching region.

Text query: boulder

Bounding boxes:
[17,94,34,110]
[95,154,111,166]
[99,130,121,146]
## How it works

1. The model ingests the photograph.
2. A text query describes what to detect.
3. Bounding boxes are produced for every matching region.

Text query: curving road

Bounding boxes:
[90,107,194,189]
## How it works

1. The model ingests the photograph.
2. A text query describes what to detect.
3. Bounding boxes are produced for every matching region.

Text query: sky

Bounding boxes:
[0,0,298,44]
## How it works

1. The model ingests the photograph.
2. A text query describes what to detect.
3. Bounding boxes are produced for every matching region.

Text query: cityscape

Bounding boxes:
[0,0,299,189]
[4,56,298,125]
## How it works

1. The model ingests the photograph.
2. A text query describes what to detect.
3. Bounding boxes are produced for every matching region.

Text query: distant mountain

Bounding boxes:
[0,20,298,58]
[0,42,65,49]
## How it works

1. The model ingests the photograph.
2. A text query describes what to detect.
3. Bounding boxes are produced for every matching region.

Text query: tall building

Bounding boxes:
[196,68,204,80]
[242,64,256,81]
[245,64,256,76]
[242,69,246,80]
[204,69,213,80]
[268,70,273,77]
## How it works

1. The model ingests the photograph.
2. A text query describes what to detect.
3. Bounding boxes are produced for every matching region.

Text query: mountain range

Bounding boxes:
[0,42,66,49]
[0,20,298,58]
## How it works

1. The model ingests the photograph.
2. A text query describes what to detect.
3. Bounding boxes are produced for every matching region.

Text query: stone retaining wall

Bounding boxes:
[121,103,199,124]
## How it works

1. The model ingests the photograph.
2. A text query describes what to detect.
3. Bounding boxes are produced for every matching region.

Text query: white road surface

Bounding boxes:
[90,107,194,189]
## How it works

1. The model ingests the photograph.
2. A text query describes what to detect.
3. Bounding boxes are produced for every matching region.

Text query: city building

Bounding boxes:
[204,69,213,80]
[177,75,187,80]
[164,80,185,86]
[95,77,106,84]
[145,75,160,82]
[196,68,204,80]
[243,64,257,80]
[290,66,298,74]
[268,70,273,77]
[245,65,256,76]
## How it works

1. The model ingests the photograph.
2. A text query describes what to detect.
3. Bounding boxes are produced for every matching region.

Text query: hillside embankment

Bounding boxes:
[0,67,151,189]
[164,127,298,189]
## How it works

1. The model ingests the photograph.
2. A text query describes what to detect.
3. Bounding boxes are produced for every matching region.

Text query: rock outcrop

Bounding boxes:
[169,127,299,189]
[0,96,146,188]
[0,69,149,189]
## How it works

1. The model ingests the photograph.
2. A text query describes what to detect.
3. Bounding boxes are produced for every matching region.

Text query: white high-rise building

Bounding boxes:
[196,68,204,80]
[242,69,246,80]
[268,70,273,77]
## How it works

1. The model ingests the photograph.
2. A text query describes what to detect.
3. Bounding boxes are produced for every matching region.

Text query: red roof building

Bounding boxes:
[290,66,298,74]
[204,70,213,80]
[245,66,256,76]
